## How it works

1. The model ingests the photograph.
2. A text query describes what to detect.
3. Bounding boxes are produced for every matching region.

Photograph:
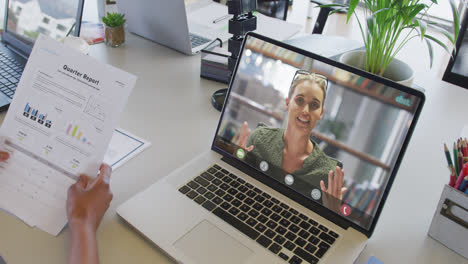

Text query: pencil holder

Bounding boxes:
[428,184,468,259]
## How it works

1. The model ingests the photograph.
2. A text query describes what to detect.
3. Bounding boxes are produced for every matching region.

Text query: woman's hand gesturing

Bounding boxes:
[237,121,254,152]
[320,166,347,200]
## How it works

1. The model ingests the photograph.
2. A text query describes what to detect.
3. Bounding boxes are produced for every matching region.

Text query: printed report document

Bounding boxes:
[0,35,136,235]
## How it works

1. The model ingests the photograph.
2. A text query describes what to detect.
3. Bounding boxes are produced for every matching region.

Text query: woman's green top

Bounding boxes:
[245,126,342,196]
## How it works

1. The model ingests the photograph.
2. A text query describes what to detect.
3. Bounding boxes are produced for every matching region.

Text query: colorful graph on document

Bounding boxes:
[23,103,52,128]
[66,123,92,146]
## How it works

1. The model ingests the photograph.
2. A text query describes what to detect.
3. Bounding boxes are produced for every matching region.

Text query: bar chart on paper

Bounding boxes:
[23,103,53,128]
[65,123,92,146]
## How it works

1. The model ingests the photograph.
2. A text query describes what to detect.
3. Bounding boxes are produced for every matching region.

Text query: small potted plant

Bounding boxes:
[322,0,462,85]
[102,12,126,47]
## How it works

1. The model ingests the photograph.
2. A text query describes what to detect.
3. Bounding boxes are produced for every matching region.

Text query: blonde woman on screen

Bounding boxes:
[237,70,347,201]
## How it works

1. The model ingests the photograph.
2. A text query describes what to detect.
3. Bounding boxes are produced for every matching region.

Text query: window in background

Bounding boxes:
[0,0,4,29]
[0,0,100,29]
[83,0,99,22]
[419,0,463,29]
[423,0,461,21]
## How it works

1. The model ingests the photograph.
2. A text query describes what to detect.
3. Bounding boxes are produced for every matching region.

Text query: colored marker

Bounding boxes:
[459,140,464,157]
[458,152,464,174]
[459,176,468,192]
[454,142,459,175]
[460,140,464,157]
[464,139,468,157]
[444,143,454,169]
[455,163,468,189]
[449,166,456,187]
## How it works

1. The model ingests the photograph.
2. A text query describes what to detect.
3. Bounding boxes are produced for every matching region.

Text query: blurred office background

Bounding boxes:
[0,0,462,86]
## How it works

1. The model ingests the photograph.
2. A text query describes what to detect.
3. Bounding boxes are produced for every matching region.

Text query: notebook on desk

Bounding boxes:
[117,32,425,264]
[0,0,83,111]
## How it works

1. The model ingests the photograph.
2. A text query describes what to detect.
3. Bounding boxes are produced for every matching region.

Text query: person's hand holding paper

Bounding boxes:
[67,163,113,264]
[0,151,9,161]
[0,34,136,236]
[67,164,113,232]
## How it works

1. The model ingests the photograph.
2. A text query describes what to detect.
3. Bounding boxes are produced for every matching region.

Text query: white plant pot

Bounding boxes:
[339,50,414,87]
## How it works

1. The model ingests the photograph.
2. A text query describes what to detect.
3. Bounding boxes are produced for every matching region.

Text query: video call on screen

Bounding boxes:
[215,35,421,229]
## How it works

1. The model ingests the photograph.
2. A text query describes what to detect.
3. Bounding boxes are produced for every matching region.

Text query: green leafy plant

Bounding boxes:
[322,0,461,76]
[102,12,126,28]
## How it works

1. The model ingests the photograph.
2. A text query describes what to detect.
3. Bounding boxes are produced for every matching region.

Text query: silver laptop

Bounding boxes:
[0,0,83,111]
[116,0,225,55]
[117,32,425,264]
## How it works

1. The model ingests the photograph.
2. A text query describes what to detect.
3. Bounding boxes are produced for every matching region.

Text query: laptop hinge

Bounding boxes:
[5,43,28,59]
[220,154,351,230]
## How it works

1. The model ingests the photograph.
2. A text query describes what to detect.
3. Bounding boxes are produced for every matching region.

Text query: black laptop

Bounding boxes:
[0,0,84,111]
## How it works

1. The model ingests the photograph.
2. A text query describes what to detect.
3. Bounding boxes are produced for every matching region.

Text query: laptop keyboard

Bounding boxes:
[178,164,340,264]
[0,50,23,99]
[189,34,211,48]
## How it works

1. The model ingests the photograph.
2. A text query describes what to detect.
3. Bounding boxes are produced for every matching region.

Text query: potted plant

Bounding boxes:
[322,0,462,85]
[102,12,126,47]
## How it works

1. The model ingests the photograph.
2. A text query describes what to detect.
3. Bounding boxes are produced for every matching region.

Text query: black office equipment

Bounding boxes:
[310,0,348,34]
[227,0,258,71]
[257,0,289,21]
[211,0,258,111]
[443,9,468,89]
[201,39,231,85]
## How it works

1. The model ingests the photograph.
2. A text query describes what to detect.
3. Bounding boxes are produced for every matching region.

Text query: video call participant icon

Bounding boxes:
[284,174,294,186]
[311,188,321,200]
[236,148,246,160]
[259,161,269,172]
[340,204,351,216]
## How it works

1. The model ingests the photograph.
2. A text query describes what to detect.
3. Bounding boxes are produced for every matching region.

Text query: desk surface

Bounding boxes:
[1,32,468,264]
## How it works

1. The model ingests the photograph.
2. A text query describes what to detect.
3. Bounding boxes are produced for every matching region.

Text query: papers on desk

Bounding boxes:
[255,13,302,41]
[187,1,232,42]
[187,1,302,41]
[104,128,151,171]
[0,35,136,236]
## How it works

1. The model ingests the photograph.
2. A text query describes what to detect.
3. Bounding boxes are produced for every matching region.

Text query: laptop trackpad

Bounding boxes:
[174,220,253,264]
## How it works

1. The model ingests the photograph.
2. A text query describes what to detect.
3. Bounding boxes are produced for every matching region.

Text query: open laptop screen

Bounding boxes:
[214,34,423,231]
[5,0,80,46]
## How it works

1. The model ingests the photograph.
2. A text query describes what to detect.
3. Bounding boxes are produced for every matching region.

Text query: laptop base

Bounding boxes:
[117,150,367,264]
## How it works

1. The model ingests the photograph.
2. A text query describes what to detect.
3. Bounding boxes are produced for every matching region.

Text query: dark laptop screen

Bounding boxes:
[6,0,80,45]
[214,34,423,230]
